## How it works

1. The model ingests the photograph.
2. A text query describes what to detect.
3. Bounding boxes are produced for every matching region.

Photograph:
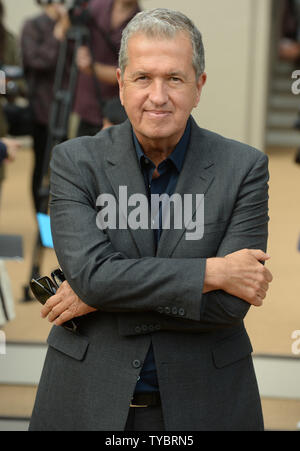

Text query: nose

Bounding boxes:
[148,79,169,107]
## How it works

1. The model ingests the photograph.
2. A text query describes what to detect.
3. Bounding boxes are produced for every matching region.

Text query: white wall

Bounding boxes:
[2,0,39,35]
[2,0,272,149]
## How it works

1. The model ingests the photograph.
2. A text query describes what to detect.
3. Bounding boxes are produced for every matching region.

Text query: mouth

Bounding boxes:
[144,111,172,118]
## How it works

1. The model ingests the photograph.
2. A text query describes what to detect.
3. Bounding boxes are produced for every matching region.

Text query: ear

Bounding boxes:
[194,72,207,107]
[116,68,124,106]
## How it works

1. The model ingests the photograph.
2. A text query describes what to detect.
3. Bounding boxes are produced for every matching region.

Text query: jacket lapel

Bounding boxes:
[156,119,215,258]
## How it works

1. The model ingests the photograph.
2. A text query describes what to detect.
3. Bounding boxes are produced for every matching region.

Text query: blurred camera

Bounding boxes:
[0,65,23,96]
[36,0,91,26]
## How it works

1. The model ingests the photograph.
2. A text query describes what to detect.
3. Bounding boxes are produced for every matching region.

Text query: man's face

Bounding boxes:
[117,31,206,147]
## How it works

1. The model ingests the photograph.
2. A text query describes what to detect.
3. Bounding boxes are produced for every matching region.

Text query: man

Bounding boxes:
[29,9,273,431]
[74,0,140,136]
[21,0,70,212]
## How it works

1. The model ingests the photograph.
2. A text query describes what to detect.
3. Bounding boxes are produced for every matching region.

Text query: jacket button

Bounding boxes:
[157,306,164,314]
[165,306,171,314]
[141,324,148,332]
[135,326,141,333]
[172,306,178,315]
[178,308,186,317]
[132,360,142,369]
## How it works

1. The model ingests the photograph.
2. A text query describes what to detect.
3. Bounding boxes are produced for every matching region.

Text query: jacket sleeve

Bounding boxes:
[50,142,269,331]
[199,152,269,326]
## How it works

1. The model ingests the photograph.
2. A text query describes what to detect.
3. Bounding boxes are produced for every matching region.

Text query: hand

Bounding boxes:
[53,6,71,41]
[1,138,21,162]
[41,281,97,326]
[76,46,93,75]
[221,249,273,306]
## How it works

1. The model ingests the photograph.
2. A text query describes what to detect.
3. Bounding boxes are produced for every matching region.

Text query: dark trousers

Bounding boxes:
[124,406,165,431]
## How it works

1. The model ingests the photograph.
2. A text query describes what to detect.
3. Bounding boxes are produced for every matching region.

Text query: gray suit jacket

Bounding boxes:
[29,117,269,431]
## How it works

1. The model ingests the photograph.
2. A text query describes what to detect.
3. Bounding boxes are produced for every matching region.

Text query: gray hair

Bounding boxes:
[119,8,205,79]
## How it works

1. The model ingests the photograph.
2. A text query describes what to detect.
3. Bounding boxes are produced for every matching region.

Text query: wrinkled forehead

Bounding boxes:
[127,29,193,50]
[124,31,195,76]
[126,31,193,62]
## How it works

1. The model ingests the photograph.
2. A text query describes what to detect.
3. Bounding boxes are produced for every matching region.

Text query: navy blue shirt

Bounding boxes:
[0,141,8,164]
[133,118,191,393]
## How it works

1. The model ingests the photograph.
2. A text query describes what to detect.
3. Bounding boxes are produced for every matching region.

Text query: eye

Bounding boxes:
[169,76,183,84]
[135,75,149,82]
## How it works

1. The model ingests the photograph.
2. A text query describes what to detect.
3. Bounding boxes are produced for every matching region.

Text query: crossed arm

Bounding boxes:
[42,145,273,328]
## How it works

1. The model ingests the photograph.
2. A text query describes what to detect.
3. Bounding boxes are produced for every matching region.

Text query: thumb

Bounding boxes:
[247,249,271,262]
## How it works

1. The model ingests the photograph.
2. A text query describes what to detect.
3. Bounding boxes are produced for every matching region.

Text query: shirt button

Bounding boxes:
[132,360,142,369]
[144,158,150,164]
[172,306,178,316]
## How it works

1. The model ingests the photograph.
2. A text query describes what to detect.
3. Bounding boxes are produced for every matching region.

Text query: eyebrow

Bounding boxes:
[130,71,149,78]
[130,70,187,79]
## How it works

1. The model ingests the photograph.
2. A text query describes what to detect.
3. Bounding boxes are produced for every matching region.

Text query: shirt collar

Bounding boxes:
[133,117,191,173]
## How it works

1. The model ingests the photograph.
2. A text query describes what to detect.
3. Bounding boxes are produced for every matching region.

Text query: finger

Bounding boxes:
[260,282,269,292]
[251,293,265,307]
[257,288,267,300]
[47,300,71,323]
[248,249,271,261]
[54,310,75,327]
[41,295,62,318]
[264,268,273,283]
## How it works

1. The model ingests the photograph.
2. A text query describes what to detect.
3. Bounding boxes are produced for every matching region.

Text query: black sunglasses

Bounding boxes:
[30,270,77,333]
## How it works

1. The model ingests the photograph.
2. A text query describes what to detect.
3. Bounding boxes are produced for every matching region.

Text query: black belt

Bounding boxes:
[130,392,161,408]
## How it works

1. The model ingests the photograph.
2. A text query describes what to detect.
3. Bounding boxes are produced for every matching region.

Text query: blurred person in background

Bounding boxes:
[0,0,21,199]
[279,0,300,62]
[21,0,70,213]
[74,0,140,136]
